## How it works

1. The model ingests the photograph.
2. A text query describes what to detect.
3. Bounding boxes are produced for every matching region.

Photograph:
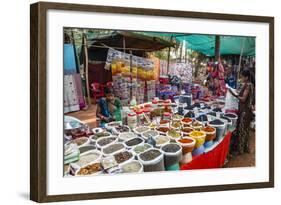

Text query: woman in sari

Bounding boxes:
[229,69,254,155]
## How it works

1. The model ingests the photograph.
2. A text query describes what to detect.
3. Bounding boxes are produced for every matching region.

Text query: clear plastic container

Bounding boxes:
[127,112,137,129]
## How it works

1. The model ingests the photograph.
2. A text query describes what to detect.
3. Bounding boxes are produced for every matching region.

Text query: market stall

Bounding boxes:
[64,97,238,176]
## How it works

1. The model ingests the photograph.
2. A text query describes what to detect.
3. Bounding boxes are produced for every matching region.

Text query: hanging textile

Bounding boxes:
[73,74,86,109]
[64,74,81,113]
[159,60,168,76]
[169,62,193,83]
[64,44,77,74]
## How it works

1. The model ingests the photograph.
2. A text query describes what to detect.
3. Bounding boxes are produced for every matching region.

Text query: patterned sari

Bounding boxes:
[230,82,254,154]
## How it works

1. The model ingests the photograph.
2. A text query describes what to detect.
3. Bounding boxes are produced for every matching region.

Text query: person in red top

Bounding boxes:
[211,62,226,96]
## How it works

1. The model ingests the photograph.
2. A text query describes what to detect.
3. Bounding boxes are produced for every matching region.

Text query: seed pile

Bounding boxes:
[114,151,133,164]
[139,149,161,161]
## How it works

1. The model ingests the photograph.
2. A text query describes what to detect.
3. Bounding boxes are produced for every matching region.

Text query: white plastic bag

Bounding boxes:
[225,88,239,110]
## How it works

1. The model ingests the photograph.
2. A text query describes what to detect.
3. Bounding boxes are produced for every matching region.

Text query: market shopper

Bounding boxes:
[225,66,237,89]
[96,87,122,127]
[228,69,254,155]
[211,62,227,96]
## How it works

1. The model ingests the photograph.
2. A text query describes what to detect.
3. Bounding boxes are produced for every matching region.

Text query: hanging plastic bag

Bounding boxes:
[225,85,239,110]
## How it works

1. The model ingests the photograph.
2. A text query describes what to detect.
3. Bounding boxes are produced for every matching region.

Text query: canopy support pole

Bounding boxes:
[82,33,91,107]
[215,35,220,62]
[237,38,246,87]
[184,41,187,63]
[71,30,79,73]
[166,35,173,75]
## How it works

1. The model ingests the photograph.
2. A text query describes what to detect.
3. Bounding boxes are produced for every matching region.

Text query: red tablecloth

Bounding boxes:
[180,132,232,170]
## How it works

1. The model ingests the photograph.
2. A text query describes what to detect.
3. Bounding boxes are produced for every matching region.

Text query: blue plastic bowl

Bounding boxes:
[204,140,213,148]
[192,145,205,156]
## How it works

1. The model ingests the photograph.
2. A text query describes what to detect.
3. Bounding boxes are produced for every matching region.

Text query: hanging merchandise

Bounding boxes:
[105,48,156,104]
[169,62,193,83]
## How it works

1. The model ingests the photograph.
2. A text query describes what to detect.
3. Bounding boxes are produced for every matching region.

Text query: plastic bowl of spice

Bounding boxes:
[172,114,184,121]
[118,132,137,142]
[166,129,182,141]
[189,130,206,148]
[101,142,126,157]
[124,137,145,149]
[170,121,182,130]
[181,127,194,136]
[208,119,226,141]
[176,137,196,154]
[96,136,117,150]
[142,130,159,140]
[220,116,232,134]
[154,135,170,148]
[203,126,216,142]
[224,113,238,131]
[113,150,134,166]
[112,125,131,135]
[72,137,90,148]
[191,120,203,131]
[159,119,170,127]
[105,121,122,131]
[132,143,152,155]
[121,160,144,173]
[184,111,195,119]
[133,126,150,135]
[89,132,111,144]
[101,155,118,170]
[161,143,182,170]
[181,117,193,127]
[79,145,96,154]
[75,162,103,176]
[196,114,208,126]
[72,150,102,170]
[155,126,170,135]
[138,148,165,172]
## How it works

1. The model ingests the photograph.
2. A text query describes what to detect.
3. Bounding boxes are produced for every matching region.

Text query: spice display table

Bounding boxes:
[180,132,232,170]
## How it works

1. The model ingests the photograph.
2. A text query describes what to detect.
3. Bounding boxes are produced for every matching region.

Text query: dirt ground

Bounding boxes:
[223,130,255,168]
[67,104,255,168]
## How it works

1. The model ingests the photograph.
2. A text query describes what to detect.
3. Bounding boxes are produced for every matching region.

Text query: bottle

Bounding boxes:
[127,112,137,129]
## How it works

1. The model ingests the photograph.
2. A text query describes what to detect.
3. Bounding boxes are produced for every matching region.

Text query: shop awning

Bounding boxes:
[135,32,256,56]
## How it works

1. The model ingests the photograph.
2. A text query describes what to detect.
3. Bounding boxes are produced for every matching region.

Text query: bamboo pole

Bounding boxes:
[82,33,91,107]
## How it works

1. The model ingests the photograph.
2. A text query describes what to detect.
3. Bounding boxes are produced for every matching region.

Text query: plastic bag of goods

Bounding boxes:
[161,143,182,171]
[225,89,239,110]
[138,148,165,172]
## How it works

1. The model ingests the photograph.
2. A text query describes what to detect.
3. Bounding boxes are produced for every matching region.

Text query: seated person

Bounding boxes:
[96,87,122,127]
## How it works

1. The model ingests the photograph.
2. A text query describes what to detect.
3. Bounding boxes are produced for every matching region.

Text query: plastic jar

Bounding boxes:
[152,100,158,109]
[127,112,137,129]
[163,112,172,121]
[136,110,145,125]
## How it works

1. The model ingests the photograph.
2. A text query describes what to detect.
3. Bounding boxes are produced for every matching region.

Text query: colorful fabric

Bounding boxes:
[211,63,226,96]
[169,62,193,83]
[64,44,77,74]
[64,74,80,113]
[180,132,232,170]
[73,74,86,109]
